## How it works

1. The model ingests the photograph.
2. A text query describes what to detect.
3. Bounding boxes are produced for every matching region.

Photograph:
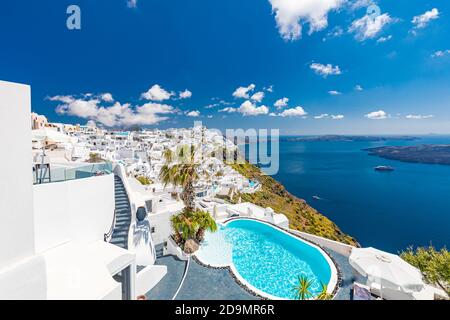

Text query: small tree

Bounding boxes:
[159,145,199,212]
[316,282,333,300]
[400,245,450,295]
[193,209,218,242]
[170,209,198,243]
[292,275,314,300]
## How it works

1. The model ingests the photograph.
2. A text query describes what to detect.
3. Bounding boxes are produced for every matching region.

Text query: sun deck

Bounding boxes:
[145,245,366,300]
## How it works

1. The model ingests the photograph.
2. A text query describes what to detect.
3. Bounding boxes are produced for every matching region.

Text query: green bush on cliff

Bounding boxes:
[231,162,357,246]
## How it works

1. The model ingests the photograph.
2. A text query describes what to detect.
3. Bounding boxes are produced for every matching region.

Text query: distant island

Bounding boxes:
[365,144,450,165]
[283,135,418,142]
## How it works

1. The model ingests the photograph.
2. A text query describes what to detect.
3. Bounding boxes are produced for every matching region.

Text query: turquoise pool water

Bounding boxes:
[196,219,334,299]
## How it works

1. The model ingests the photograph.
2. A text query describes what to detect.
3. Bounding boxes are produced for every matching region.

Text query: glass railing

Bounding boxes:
[33,162,113,184]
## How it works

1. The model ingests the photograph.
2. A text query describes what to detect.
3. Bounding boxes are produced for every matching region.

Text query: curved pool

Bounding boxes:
[195,219,337,300]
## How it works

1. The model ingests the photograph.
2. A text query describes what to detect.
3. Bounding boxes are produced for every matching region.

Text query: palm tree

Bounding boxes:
[292,275,314,300]
[316,282,333,300]
[193,210,218,242]
[159,145,199,212]
[170,210,198,242]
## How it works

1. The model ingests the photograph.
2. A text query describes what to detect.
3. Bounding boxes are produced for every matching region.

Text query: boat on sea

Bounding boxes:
[374,165,395,172]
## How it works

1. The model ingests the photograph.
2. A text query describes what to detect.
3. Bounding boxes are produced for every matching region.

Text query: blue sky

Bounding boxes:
[1,0,449,134]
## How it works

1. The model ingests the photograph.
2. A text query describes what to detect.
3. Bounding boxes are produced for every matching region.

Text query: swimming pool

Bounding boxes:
[195,219,337,299]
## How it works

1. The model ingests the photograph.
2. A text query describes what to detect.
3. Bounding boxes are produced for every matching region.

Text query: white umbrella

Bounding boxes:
[31,128,73,144]
[349,247,424,292]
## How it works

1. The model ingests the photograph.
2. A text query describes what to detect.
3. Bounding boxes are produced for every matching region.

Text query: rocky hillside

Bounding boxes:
[231,162,358,246]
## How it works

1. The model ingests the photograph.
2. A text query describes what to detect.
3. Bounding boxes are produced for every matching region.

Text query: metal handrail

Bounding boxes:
[104,209,117,242]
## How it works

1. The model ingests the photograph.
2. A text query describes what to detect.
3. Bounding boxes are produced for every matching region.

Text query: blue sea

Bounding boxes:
[243,136,450,253]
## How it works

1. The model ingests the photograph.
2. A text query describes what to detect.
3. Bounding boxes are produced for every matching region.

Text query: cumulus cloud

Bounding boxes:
[232,84,256,99]
[101,93,114,102]
[278,106,307,117]
[405,114,434,120]
[251,91,265,102]
[355,84,364,91]
[179,89,192,99]
[269,0,345,41]
[310,63,341,77]
[328,90,342,95]
[50,94,174,127]
[238,100,269,116]
[349,13,394,41]
[412,8,439,29]
[141,84,173,101]
[274,97,289,108]
[186,110,200,117]
[365,110,389,120]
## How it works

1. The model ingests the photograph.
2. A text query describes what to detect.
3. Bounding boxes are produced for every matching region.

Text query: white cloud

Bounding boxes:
[328,90,342,95]
[141,84,173,101]
[179,89,192,99]
[238,100,269,116]
[349,13,394,41]
[314,113,344,119]
[264,85,274,92]
[207,115,213,119]
[232,84,256,99]
[377,35,392,43]
[405,114,434,120]
[355,84,364,91]
[48,95,75,104]
[279,106,307,117]
[323,26,344,41]
[127,0,137,8]
[274,97,289,108]
[51,94,174,127]
[219,107,238,113]
[186,110,200,117]
[251,91,265,102]
[349,0,376,11]
[412,8,439,29]
[101,93,114,102]
[431,50,450,58]
[269,0,345,41]
[365,110,388,120]
[310,63,341,77]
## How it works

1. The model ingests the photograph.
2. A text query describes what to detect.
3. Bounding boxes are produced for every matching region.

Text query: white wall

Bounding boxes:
[289,229,355,257]
[0,81,35,267]
[0,80,47,299]
[33,174,115,253]
[148,211,177,245]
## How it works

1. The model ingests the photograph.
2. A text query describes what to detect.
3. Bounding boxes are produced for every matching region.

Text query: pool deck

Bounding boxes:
[146,245,366,300]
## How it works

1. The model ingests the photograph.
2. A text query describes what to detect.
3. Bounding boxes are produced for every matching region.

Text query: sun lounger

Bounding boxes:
[352,282,373,300]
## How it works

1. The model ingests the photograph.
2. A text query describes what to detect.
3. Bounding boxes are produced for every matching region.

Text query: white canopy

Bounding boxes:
[31,128,74,144]
[349,247,425,292]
